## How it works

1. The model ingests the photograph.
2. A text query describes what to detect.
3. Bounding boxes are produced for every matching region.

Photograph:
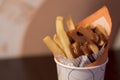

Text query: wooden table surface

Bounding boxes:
[0,50,119,80]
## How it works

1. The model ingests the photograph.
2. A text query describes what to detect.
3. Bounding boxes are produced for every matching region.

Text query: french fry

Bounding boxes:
[99,39,105,46]
[78,27,98,42]
[88,42,99,54]
[71,42,84,57]
[56,16,73,59]
[43,36,66,57]
[66,16,75,30]
[53,34,63,49]
[80,42,92,56]
[95,24,109,40]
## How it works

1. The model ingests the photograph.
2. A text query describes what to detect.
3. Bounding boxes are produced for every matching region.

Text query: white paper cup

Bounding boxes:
[54,58,108,80]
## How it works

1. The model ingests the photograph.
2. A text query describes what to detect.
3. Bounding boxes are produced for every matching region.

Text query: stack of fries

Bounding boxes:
[43,16,109,61]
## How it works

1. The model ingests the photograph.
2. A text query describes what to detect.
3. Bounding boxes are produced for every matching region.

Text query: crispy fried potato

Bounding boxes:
[53,34,63,49]
[88,42,99,54]
[43,36,66,57]
[56,16,73,59]
[78,27,98,42]
[66,16,75,30]
[71,42,84,57]
[81,42,92,56]
[95,24,109,40]
[99,39,105,46]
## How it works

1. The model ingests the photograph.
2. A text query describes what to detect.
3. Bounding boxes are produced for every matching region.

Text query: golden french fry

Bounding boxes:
[56,16,73,59]
[53,34,63,49]
[88,42,99,54]
[71,42,83,57]
[78,27,98,42]
[66,16,75,30]
[99,40,105,46]
[95,24,109,40]
[43,36,66,57]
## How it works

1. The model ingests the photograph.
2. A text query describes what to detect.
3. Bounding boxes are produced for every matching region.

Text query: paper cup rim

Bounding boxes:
[54,58,108,70]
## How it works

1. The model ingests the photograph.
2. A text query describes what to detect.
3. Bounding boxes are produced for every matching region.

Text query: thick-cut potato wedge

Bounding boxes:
[43,36,66,57]
[53,34,63,49]
[66,16,75,30]
[56,16,73,59]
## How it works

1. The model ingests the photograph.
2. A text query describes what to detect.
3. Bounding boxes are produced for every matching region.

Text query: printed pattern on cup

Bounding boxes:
[56,60,107,80]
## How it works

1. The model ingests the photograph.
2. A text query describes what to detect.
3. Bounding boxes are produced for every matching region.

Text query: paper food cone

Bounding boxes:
[77,6,112,67]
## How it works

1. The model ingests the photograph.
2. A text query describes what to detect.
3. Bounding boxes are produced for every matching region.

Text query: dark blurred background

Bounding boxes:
[0,0,119,80]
